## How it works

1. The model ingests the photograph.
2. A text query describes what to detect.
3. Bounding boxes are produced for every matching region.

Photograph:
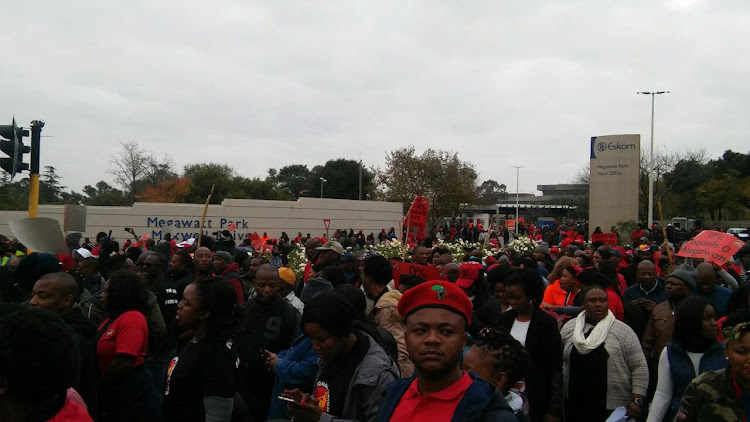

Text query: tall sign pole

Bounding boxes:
[28,120,45,218]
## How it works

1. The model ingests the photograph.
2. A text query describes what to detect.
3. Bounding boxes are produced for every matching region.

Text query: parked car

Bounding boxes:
[728,227,750,239]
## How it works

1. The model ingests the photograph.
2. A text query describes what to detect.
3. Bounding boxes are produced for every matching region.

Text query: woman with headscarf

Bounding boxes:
[500,268,563,422]
[561,286,648,422]
[647,296,726,422]
[674,310,750,421]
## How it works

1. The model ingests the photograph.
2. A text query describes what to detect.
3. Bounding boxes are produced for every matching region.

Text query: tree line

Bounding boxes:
[0,143,508,220]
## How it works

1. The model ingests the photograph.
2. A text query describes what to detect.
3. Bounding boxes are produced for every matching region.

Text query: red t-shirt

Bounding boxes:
[47,389,93,422]
[96,310,148,374]
[390,372,473,422]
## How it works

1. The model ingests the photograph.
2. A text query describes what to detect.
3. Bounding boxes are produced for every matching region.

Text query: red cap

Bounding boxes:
[397,280,472,325]
[456,262,482,288]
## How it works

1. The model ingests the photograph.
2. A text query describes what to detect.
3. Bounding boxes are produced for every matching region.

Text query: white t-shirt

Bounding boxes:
[510,319,531,347]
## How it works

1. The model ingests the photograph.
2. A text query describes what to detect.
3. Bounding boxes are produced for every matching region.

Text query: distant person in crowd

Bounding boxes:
[211,251,245,304]
[278,266,304,314]
[360,252,413,377]
[193,247,213,280]
[283,290,399,422]
[241,256,269,301]
[642,265,698,370]
[455,262,502,337]
[164,277,239,422]
[647,297,726,422]
[675,310,750,421]
[236,264,299,422]
[0,306,92,422]
[308,241,344,280]
[501,268,563,422]
[78,257,106,294]
[379,280,517,422]
[542,256,579,309]
[137,251,179,390]
[623,260,666,338]
[487,264,512,313]
[463,327,531,421]
[338,253,359,285]
[561,286,649,422]
[694,263,733,318]
[168,251,194,298]
[97,271,162,422]
[30,272,99,418]
[410,246,431,266]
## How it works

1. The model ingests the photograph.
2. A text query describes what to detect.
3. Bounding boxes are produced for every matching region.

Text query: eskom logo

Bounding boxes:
[591,137,637,158]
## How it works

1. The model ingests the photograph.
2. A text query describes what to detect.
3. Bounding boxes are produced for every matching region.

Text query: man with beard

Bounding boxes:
[236,264,299,422]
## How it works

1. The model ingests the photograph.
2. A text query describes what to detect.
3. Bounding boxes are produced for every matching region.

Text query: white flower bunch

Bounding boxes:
[363,239,404,259]
[507,236,536,255]
[286,243,308,280]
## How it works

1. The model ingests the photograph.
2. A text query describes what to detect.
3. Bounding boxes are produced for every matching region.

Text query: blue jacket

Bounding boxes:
[694,286,733,317]
[667,341,728,411]
[378,372,518,422]
[267,335,319,420]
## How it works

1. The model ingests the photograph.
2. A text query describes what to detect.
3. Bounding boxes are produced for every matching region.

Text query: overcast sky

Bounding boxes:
[2,0,748,196]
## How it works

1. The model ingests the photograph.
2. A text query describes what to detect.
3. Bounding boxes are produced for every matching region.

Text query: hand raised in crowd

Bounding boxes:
[263,349,277,372]
[282,388,323,422]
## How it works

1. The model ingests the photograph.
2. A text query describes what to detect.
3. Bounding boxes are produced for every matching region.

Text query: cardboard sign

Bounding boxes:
[592,232,618,245]
[249,232,263,250]
[8,217,69,255]
[403,196,430,230]
[227,222,236,232]
[677,230,745,265]
[391,260,448,287]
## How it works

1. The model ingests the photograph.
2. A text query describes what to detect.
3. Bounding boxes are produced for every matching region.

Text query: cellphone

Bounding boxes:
[277,396,297,404]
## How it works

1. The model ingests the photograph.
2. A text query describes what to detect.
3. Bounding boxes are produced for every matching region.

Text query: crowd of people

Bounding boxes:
[0,221,749,422]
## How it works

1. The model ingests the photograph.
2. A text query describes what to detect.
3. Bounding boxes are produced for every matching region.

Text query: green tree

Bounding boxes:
[40,166,65,204]
[229,177,284,200]
[273,164,312,198]
[310,159,374,200]
[379,147,478,228]
[183,163,236,204]
[476,180,508,204]
[82,181,130,206]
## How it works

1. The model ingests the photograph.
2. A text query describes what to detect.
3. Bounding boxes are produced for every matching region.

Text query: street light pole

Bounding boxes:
[320,177,327,198]
[513,166,523,234]
[637,91,670,228]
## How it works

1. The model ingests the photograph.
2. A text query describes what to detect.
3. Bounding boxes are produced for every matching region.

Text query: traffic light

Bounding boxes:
[0,117,30,179]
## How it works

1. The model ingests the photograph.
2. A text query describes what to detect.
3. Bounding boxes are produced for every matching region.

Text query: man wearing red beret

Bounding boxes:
[378,280,517,422]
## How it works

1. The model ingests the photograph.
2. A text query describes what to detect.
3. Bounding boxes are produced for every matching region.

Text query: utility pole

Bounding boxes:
[28,120,45,218]
[513,165,524,235]
[637,91,670,228]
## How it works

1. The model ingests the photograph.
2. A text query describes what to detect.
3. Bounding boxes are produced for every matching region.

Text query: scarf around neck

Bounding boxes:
[572,309,615,354]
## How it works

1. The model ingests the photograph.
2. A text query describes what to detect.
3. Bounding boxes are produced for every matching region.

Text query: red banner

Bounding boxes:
[249,232,263,250]
[677,230,745,265]
[403,196,430,230]
[391,260,448,287]
[592,232,618,245]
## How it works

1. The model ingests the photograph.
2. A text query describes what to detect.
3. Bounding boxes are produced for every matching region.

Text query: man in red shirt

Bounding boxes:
[378,280,516,422]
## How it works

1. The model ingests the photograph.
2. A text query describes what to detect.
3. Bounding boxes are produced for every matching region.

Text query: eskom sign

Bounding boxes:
[589,134,640,235]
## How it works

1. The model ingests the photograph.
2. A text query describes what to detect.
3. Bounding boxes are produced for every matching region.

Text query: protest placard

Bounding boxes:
[677,230,745,265]
[391,260,448,287]
[249,232,263,250]
[403,196,429,231]
[505,219,515,230]
[592,232,618,245]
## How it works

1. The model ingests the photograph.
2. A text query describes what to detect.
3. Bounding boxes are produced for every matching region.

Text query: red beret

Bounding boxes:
[397,280,472,325]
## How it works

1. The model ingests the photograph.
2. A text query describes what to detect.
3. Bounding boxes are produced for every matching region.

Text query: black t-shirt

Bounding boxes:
[163,338,238,422]
[314,331,370,417]
[150,277,179,351]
